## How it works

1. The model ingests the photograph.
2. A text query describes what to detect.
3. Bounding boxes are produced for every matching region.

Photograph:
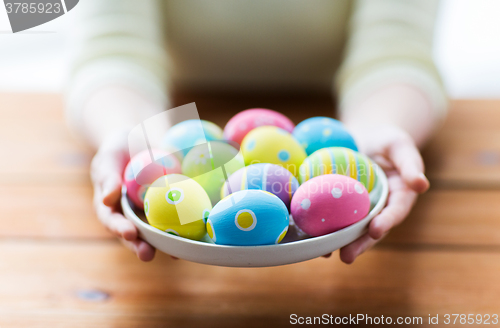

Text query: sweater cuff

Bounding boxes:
[64,58,168,141]
[336,62,448,124]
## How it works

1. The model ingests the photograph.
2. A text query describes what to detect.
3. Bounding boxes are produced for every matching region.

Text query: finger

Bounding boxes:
[95,203,138,241]
[106,214,138,241]
[369,175,418,240]
[94,188,138,240]
[91,150,129,208]
[388,139,429,193]
[121,238,156,262]
[340,232,385,264]
[102,173,122,207]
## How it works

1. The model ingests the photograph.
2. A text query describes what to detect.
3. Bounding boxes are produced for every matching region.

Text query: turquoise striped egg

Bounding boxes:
[206,190,289,246]
[298,147,378,192]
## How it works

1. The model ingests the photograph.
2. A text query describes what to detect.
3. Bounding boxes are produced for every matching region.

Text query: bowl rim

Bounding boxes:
[121,168,389,252]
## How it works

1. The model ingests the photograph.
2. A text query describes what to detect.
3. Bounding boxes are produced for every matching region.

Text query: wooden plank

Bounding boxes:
[3,91,500,187]
[0,184,110,239]
[175,92,500,187]
[172,89,336,128]
[0,242,498,327]
[0,93,91,186]
[383,190,500,247]
[423,100,500,187]
[3,177,499,247]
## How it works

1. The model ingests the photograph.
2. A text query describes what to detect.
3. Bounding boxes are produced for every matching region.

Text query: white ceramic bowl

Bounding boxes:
[122,169,388,267]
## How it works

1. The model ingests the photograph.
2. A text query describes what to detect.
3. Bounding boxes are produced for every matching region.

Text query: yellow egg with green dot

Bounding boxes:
[144,174,212,241]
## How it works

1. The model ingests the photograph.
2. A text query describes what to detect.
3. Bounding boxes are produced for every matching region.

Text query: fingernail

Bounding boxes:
[418,172,428,182]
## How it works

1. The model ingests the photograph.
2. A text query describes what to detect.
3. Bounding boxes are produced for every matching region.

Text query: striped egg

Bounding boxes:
[162,119,223,158]
[292,117,358,155]
[241,126,307,178]
[298,147,378,192]
[221,163,299,210]
[123,149,181,209]
[224,108,295,145]
[206,190,289,246]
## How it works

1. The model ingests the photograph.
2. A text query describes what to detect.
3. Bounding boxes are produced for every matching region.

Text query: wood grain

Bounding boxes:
[4,182,500,247]
[0,93,91,186]
[0,242,498,327]
[423,100,500,187]
[2,92,500,187]
[0,184,111,239]
[1,92,500,327]
[383,189,500,247]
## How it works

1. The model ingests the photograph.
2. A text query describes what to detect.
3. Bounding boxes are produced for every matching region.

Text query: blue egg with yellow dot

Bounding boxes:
[292,117,358,155]
[206,190,289,246]
[162,119,223,158]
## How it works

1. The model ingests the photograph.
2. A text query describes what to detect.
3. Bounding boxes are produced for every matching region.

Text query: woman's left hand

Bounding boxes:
[332,124,430,264]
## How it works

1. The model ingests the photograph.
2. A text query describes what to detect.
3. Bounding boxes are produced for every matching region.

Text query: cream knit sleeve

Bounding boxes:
[335,0,447,121]
[64,0,168,136]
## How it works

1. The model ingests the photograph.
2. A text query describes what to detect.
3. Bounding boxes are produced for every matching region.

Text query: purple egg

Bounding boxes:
[221,163,299,209]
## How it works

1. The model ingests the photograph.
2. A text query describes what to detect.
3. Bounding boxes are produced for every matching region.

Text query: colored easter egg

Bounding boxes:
[292,117,358,155]
[206,190,289,246]
[291,174,370,237]
[123,149,182,209]
[241,126,307,177]
[224,108,295,145]
[144,174,212,240]
[299,147,378,192]
[182,141,245,204]
[162,119,223,158]
[221,163,299,210]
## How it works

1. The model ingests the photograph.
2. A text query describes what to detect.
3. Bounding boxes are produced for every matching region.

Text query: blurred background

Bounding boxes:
[0,0,500,99]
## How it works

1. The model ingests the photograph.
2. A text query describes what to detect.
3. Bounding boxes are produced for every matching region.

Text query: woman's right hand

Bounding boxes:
[90,130,156,261]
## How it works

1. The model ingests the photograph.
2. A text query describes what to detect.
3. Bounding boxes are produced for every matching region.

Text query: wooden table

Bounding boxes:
[1,92,499,327]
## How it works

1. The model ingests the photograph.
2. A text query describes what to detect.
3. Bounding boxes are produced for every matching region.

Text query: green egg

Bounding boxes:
[182,141,245,204]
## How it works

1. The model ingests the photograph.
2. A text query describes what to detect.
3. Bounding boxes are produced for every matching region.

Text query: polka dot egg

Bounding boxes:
[182,141,245,205]
[291,174,370,237]
[221,163,299,210]
[223,108,295,145]
[206,190,289,246]
[292,117,358,155]
[299,147,378,192]
[162,119,223,158]
[123,149,181,209]
[241,126,307,178]
[144,174,212,241]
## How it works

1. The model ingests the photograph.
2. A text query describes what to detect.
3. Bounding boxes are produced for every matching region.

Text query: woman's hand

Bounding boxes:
[90,130,156,261]
[336,124,430,264]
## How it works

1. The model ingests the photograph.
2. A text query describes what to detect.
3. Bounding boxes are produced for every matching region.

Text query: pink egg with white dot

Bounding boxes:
[223,108,295,145]
[123,149,181,209]
[290,174,370,237]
